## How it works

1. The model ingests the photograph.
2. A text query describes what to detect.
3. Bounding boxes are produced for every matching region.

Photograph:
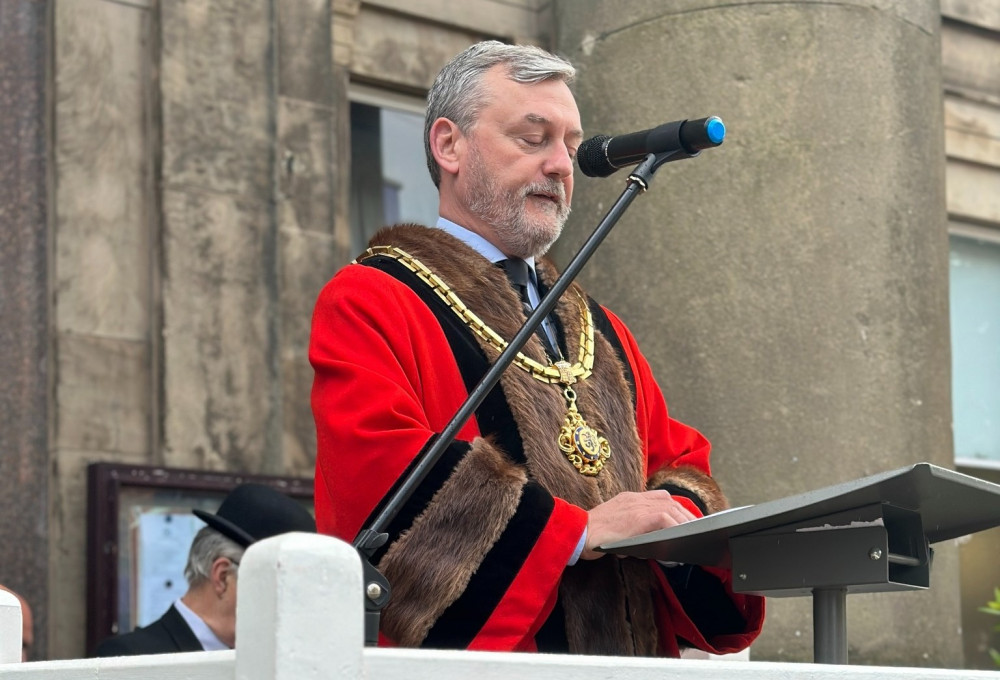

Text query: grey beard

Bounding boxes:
[466,161,571,259]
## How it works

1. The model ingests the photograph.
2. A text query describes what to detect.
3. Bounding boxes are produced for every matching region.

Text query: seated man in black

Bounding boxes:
[94,484,314,656]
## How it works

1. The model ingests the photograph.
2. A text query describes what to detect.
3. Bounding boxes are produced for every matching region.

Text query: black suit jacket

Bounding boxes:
[94,605,204,657]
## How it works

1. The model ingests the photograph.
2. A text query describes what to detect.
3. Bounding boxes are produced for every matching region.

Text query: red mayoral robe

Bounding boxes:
[310,224,764,655]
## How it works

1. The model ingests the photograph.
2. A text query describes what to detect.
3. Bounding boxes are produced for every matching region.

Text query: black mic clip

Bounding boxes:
[354,528,392,646]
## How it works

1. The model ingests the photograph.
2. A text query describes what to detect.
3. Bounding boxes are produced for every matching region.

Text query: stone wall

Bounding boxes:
[43,0,349,658]
[3,0,996,665]
[0,0,51,661]
[554,0,959,667]
[38,0,548,661]
[941,0,1000,670]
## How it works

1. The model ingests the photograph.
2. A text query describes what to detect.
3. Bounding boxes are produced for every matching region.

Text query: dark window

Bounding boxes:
[350,101,439,253]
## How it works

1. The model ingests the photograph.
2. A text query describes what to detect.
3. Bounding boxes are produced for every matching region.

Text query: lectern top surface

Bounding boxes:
[601,462,1000,566]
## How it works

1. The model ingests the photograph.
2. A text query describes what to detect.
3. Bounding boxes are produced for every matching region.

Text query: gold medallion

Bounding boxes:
[557,387,610,476]
[358,246,612,476]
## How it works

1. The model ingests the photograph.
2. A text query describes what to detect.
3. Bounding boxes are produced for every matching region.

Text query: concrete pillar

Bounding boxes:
[158,0,282,474]
[0,0,51,661]
[235,533,363,680]
[158,0,342,479]
[555,0,958,666]
[49,0,156,657]
[275,0,349,476]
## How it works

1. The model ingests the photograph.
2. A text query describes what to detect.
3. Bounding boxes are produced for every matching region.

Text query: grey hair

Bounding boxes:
[183,526,245,587]
[424,40,576,187]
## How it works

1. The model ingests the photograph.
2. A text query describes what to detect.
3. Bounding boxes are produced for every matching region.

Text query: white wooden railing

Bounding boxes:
[0,533,995,679]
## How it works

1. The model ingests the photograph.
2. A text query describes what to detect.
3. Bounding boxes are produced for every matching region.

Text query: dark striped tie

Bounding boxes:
[497,258,558,358]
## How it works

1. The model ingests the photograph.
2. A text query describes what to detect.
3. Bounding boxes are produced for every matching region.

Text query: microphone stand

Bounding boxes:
[354,145,696,646]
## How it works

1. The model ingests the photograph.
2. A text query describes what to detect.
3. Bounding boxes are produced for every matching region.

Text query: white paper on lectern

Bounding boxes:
[795,518,885,532]
[654,506,753,566]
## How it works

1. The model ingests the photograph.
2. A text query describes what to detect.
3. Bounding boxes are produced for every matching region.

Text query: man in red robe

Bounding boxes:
[310,40,764,655]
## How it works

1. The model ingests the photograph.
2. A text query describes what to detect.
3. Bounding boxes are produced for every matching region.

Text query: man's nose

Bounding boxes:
[543,143,574,179]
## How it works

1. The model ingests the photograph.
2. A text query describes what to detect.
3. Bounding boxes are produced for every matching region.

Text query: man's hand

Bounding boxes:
[581,490,697,560]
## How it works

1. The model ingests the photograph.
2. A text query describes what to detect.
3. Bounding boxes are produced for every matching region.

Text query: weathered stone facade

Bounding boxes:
[555,0,957,666]
[3,0,549,661]
[941,1,1000,670]
[0,0,51,662]
[1,0,998,667]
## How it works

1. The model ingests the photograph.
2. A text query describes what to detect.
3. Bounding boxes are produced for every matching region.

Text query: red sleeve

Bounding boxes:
[600,307,765,652]
[652,565,766,655]
[310,264,474,541]
[310,264,588,649]
[601,307,712,480]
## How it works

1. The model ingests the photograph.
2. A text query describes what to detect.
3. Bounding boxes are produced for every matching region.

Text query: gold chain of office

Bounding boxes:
[357,245,611,476]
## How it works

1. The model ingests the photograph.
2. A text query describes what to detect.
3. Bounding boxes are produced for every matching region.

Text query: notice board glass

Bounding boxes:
[86,463,312,654]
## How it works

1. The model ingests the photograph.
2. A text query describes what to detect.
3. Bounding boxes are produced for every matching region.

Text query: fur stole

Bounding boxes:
[367,224,713,655]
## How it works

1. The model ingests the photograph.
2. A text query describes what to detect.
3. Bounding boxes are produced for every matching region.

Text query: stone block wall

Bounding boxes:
[554,0,959,667]
[35,0,548,660]
[0,0,51,662]
[941,0,1000,670]
[4,0,994,666]
[45,0,349,658]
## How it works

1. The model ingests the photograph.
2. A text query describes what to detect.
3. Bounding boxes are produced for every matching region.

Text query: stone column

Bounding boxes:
[275,0,349,477]
[0,0,51,661]
[555,0,958,666]
[48,0,157,657]
[158,0,282,474]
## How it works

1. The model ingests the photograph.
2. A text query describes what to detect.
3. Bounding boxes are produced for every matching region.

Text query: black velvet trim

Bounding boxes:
[360,435,471,565]
[656,483,709,516]
[360,256,525,464]
[356,256,566,646]
[587,297,636,410]
[534,598,569,652]
[661,564,747,640]
[422,481,555,649]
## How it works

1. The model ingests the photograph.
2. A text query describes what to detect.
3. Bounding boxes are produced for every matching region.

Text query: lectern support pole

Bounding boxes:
[813,587,848,664]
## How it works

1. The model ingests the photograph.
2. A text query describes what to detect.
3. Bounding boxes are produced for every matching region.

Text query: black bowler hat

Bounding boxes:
[193,483,316,548]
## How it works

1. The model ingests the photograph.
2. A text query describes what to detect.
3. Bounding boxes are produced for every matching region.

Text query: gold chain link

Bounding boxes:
[357,245,594,385]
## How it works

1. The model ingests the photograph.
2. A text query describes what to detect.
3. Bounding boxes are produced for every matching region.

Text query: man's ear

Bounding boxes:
[210,556,235,595]
[429,117,464,178]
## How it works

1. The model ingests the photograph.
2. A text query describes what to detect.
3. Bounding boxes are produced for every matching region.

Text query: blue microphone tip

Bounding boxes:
[705,117,726,145]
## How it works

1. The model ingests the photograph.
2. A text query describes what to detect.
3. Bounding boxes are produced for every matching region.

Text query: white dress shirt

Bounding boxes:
[174,597,230,651]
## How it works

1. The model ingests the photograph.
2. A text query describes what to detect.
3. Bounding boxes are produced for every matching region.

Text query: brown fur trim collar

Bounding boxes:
[368,224,644,507]
[367,224,725,655]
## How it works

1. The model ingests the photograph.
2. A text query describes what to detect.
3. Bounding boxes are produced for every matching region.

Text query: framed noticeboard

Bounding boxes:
[85,463,313,655]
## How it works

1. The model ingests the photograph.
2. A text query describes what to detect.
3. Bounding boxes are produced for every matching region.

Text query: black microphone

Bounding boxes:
[577,116,726,178]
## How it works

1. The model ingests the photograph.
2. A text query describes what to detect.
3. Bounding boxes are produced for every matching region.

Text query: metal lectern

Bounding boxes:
[602,463,1000,664]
